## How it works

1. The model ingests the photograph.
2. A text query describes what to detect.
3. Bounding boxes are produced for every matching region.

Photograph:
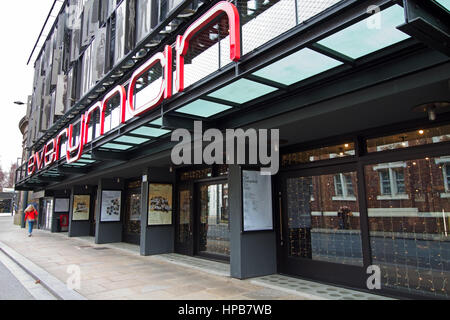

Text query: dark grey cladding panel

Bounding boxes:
[96,221,123,244]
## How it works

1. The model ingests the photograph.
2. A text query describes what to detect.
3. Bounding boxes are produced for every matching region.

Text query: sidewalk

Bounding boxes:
[0,217,304,300]
[0,217,391,300]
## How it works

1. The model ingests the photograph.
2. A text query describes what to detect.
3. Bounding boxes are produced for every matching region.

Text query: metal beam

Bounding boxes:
[162,114,196,131]
[398,0,450,56]
[38,176,66,183]
[91,150,129,162]
[57,167,89,174]
[308,43,356,66]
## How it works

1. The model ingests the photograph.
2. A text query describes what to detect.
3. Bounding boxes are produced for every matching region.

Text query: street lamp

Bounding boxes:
[14,101,26,106]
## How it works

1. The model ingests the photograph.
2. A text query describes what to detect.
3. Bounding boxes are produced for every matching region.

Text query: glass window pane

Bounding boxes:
[150,117,163,126]
[446,165,450,190]
[113,135,150,145]
[282,142,355,166]
[101,143,133,150]
[344,173,355,196]
[176,99,232,118]
[317,5,409,59]
[207,79,278,104]
[253,48,342,85]
[365,156,450,298]
[130,127,171,137]
[379,170,391,195]
[367,124,450,153]
[434,0,450,11]
[394,169,406,194]
[287,172,363,266]
[334,175,343,196]
[199,183,230,257]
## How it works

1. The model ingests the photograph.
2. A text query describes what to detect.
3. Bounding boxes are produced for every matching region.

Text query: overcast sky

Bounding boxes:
[0,0,55,173]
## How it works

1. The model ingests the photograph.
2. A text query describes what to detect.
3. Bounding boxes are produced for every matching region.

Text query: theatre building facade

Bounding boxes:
[15,0,450,299]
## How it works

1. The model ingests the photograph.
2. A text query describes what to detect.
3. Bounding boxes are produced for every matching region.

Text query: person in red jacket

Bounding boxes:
[24,205,38,237]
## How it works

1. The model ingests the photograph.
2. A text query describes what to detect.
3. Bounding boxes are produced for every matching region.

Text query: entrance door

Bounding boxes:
[196,181,230,260]
[176,183,194,255]
[277,165,367,288]
[123,181,142,245]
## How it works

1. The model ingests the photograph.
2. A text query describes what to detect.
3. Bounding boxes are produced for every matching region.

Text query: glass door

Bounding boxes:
[278,164,367,288]
[123,180,142,245]
[176,183,194,255]
[197,181,230,260]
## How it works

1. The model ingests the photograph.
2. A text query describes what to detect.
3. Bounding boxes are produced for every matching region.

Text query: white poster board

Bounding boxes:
[54,198,70,213]
[242,170,273,232]
[101,191,122,222]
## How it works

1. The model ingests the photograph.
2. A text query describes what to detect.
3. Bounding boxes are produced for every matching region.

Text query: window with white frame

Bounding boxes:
[434,157,450,197]
[444,164,450,192]
[373,162,408,200]
[333,173,356,201]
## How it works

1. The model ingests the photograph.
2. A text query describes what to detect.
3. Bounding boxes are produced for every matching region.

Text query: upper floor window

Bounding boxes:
[445,164,450,191]
[435,157,450,197]
[333,173,356,201]
[373,162,408,200]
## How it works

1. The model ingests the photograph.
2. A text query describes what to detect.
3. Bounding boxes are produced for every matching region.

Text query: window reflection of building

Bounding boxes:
[372,162,408,200]
[333,173,356,201]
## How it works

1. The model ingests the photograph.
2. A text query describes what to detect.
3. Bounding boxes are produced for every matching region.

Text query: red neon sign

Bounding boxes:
[27,1,241,176]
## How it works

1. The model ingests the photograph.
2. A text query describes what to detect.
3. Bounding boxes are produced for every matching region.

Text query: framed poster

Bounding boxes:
[101,190,122,222]
[55,198,70,213]
[148,184,173,226]
[242,170,273,232]
[72,195,90,221]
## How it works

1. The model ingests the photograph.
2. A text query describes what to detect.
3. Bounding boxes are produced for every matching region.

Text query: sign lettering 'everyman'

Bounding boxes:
[27,1,241,176]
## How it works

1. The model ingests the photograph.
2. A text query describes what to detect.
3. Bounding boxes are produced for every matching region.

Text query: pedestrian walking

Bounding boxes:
[24,205,38,237]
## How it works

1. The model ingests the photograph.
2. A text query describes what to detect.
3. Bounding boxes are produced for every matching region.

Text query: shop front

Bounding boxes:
[14,0,450,300]
[276,123,450,299]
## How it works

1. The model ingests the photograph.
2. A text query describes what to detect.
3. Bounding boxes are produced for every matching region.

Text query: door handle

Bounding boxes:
[279,192,284,247]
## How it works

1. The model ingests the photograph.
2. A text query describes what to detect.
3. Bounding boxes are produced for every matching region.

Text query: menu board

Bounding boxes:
[101,191,122,222]
[242,170,273,232]
[55,198,70,213]
[72,195,90,221]
[148,184,173,226]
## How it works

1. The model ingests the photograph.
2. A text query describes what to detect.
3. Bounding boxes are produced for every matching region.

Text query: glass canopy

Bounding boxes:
[176,99,233,118]
[434,0,450,10]
[207,78,278,104]
[130,126,171,137]
[252,48,343,85]
[149,118,163,126]
[317,5,409,59]
[100,143,134,151]
[113,135,150,145]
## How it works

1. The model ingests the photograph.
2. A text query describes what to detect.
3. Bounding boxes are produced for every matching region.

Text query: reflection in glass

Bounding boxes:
[367,124,450,153]
[199,183,230,258]
[365,156,450,298]
[178,189,191,244]
[287,172,363,266]
[114,1,127,64]
[282,143,355,167]
[317,5,409,59]
[125,182,141,235]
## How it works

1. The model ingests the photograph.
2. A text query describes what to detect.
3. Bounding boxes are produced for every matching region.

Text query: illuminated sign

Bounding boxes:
[27,1,241,176]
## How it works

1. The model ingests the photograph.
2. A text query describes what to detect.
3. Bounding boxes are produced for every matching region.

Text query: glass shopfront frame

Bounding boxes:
[277,121,450,299]
[175,166,231,262]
